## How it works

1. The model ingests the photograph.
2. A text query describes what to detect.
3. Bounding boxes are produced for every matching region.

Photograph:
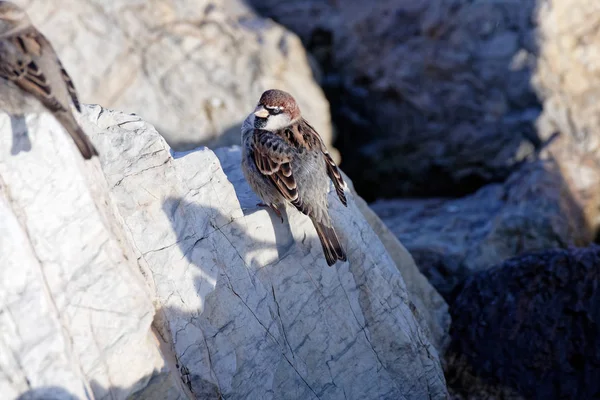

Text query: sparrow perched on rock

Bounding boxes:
[241,89,348,266]
[0,1,97,159]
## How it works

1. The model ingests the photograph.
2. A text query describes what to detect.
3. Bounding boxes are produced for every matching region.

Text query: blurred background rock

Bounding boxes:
[21,0,335,157]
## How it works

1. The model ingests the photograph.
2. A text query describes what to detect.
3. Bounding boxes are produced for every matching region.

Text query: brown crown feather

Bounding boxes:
[258,89,301,120]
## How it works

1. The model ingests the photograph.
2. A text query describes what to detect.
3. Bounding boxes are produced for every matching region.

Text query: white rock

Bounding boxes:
[83,105,449,399]
[0,112,186,399]
[16,0,334,156]
[0,104,448,399]
[350,193,450,353]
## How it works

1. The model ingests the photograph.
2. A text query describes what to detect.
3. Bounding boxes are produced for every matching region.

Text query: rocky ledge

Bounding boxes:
[0,106,449,399]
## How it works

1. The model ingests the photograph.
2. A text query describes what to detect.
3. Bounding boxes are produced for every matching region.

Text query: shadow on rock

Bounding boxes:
[154,172,448,398]
[15,387,79,400]
[167,122,243,153]
[162,195,295,273]
[447,245,600,400]
[8,114,32,155]
[13,370,183,400]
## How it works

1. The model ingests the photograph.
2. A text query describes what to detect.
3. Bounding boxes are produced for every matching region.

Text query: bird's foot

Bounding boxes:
[257,202,284,223]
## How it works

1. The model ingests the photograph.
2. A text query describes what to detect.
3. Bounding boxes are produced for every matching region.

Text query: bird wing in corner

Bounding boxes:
[0,30,65,113]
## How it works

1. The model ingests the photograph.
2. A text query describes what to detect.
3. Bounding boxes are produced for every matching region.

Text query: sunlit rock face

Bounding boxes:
[0,105,449,399]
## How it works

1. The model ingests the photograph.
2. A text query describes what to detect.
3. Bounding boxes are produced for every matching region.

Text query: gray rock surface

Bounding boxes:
[0,104,450,398]
[371,159,593,297]
[82,104,449,399]
[349,182,450,353]
[0,112,188,399]
[17,0,334,156]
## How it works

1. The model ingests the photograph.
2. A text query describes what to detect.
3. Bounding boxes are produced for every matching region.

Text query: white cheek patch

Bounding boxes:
[265,114,291,131]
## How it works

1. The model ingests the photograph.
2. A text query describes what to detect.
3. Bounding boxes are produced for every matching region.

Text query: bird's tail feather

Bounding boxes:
[311,217,347,266]
[55,112,98,160]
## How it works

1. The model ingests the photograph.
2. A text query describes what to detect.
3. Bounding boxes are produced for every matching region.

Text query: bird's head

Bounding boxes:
[252,89,301,131]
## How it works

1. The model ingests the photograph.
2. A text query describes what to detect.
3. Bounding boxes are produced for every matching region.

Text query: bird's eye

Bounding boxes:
[269,108,281,115]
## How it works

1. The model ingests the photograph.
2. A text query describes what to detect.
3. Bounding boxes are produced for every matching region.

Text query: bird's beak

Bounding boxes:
[254,106,269,119]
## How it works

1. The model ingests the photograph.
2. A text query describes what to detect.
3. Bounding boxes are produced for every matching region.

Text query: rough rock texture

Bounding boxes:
[81,104,449,399]
[349,183,450,353]
[18,0,334,155]
[371,158,593,297]
[0,112,188,399]
[448,246,600,400]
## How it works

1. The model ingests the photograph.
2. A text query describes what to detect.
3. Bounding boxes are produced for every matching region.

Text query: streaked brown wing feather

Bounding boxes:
[0,31,65,112]
[251,130,309,214]
[323,151,347,206]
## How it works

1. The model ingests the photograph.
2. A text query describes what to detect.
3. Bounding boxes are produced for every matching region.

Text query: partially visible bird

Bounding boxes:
[0,1,97,159]
[241,89,348,266]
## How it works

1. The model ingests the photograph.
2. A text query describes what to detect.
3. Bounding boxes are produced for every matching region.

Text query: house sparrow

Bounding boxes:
[241,89,348,266]
[0,1,97,159]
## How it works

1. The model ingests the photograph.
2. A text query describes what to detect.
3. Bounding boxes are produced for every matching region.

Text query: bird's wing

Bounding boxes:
[0,29,66,112]
[250,129,310,215]
[301,118,347,206]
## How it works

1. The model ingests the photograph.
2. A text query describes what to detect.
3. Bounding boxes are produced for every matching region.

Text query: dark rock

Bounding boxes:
[448,246,600,400]
[371,158,594,297]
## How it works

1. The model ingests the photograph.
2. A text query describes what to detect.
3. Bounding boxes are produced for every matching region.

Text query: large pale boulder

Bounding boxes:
[17,0,333,154]
[83,104,449,399]
[0,113,188,399]
[1,104,449,399]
